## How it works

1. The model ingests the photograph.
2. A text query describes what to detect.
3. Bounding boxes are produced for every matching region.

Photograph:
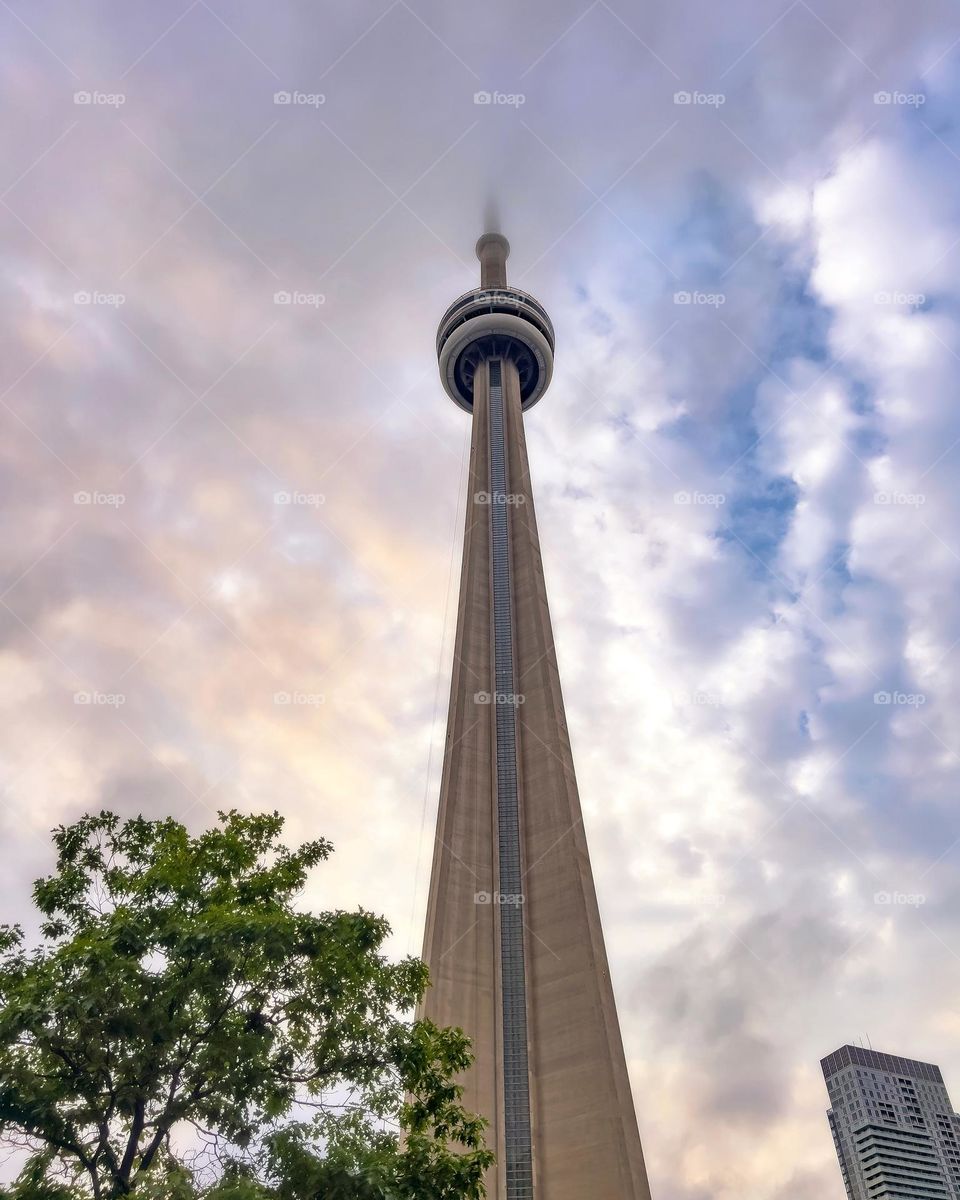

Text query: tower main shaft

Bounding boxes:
[421,237,652,1199]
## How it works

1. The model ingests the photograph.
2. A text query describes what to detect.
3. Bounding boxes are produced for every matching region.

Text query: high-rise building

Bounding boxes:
[419,234,652,1199]
[822,1044,960,1199]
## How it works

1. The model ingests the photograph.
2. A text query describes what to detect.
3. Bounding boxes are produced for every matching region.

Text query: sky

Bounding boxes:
[2,0,960,1196]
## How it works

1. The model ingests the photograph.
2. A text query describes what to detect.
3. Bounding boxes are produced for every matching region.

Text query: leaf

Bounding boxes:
[0,810,490,1200]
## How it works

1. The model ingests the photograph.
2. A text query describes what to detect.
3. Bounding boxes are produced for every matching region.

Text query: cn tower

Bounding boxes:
[420,234,652,1200]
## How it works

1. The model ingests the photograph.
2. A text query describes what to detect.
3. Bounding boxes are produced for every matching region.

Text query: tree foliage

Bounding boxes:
[0,810,491,1199]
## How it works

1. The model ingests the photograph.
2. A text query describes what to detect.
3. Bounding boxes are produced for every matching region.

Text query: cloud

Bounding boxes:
[2,1,960,1197]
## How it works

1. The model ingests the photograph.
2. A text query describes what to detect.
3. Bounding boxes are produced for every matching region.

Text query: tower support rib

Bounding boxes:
[488,358,534,1198]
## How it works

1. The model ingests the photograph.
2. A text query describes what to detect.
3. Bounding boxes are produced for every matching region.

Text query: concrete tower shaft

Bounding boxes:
[421,238,652,1200]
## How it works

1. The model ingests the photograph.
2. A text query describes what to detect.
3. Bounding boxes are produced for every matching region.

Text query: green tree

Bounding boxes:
[0,810,491,1199]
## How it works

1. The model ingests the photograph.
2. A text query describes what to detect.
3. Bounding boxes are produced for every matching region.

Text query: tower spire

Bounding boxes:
[476,231,510,289]
[422,235,652,1200]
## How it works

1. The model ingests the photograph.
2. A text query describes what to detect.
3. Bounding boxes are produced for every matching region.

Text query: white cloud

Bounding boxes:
[2,2,960,1197]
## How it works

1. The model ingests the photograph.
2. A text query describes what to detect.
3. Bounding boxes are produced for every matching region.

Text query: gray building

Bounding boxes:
[822,1045,960,1199]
